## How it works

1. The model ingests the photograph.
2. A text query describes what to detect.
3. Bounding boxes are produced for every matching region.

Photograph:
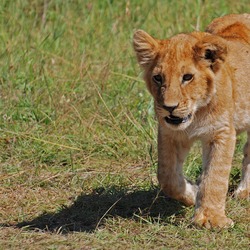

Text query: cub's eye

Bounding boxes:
[182,74,193,82]
[152,74,163,85]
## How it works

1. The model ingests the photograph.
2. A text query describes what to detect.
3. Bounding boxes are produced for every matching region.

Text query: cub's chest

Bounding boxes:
[185,110,232,138]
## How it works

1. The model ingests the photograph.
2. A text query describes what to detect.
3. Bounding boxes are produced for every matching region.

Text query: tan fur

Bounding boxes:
[133,14,250,229]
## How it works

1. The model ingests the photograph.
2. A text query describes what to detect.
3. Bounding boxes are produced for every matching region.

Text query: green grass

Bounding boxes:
[0,0,249,249]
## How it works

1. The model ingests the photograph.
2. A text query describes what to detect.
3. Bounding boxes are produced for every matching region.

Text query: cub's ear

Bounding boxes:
[133,30,159,68]
[194,36,227,72]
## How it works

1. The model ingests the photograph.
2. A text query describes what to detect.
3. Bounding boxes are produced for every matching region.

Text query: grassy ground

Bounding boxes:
[0,0,249,249]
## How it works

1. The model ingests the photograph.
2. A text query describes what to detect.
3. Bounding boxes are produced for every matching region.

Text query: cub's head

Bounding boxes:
[133,30,227,130]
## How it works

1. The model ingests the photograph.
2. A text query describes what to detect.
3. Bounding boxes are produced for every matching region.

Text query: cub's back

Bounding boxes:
[208,14,250,132]
[206,13,250,43]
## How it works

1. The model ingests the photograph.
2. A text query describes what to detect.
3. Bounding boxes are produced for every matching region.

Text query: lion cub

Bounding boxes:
[133,14,250,228]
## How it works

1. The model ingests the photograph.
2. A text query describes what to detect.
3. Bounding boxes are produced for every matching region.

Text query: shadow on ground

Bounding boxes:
[14,187,185,233]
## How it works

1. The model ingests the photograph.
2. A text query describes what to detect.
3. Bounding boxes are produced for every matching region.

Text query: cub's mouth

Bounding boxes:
[165,114,192,125]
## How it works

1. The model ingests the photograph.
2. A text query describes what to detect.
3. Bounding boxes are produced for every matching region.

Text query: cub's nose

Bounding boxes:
[163,104,178,113]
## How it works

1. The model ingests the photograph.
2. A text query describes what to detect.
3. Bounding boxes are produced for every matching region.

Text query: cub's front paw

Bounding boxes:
[192,210,234,229]
[179,181,198,207]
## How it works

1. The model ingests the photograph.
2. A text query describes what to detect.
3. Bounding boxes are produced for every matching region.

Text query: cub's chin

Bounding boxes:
[163,113,193,130]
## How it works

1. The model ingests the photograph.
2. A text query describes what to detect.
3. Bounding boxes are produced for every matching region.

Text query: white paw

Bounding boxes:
[234,185,249,199]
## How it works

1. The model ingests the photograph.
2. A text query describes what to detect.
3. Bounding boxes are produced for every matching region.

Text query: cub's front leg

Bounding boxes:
[157,129,198,206]
[193,128,236,229]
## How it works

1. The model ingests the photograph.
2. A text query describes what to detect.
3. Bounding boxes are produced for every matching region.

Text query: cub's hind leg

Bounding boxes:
[235,131,250,199]
[157,130,198,206]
